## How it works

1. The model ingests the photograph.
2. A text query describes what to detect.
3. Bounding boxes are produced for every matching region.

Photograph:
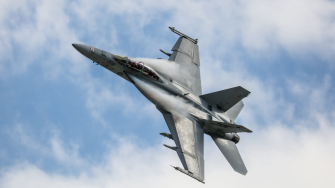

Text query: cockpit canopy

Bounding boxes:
[127,59,159,81]
[113,55,159,81]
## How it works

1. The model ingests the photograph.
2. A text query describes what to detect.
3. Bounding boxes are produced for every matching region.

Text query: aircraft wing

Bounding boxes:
[168,27,202,96]
[160,110,205,182]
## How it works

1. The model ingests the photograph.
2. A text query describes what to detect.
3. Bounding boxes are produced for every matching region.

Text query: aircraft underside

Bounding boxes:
[72,27,252,183]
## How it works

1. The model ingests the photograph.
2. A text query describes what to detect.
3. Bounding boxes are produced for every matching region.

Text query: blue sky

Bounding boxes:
[1,0,335,187]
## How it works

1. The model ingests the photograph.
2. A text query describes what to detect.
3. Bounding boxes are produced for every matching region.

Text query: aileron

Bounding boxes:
[73,26,252,183]
[160,111,204,181]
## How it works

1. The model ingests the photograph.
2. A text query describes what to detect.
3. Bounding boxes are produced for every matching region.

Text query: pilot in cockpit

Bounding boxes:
[114,56,159,81]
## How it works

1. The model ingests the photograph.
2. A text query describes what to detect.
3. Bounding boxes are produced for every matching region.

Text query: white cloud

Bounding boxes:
[8,124,85,167]
[2,0,333,73]
[1,0,335,187]
[50,135,84,166]
[237,0,335,61]
[0,0,333,121]
[0,0,81,77]
[1,119,335,187]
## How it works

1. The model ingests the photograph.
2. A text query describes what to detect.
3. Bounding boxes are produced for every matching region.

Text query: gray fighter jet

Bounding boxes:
[72,27,252,183]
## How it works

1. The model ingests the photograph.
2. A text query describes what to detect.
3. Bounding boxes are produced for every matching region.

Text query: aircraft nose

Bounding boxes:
[72,43,92,57]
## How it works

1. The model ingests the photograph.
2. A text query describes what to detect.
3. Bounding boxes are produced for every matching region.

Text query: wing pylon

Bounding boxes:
[159,110,205,182]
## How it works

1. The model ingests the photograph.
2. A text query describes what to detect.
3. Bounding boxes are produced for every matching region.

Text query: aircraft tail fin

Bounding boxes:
[200,86,250,121]
[226,101,244,121]
[211,135,248,175]
[200,86,250,112]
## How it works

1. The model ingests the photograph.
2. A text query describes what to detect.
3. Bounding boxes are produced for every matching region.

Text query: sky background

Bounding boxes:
[0,0,335,187]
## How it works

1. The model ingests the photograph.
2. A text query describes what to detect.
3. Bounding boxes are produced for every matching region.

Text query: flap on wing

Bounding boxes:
[169,27,199,66]
[170,37,200,66]
[160,111,205,181]
[200,86,250,112]
[168,37,202,96]
[198,118,252,133]
[168,27,202,96]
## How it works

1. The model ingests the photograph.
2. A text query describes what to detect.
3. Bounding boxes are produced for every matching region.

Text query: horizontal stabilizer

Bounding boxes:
[196,118,252,133]
[200,86,250,112]
[211,135,248,175]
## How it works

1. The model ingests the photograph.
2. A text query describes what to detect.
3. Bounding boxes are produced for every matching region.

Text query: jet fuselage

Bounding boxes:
[72,43,237,140]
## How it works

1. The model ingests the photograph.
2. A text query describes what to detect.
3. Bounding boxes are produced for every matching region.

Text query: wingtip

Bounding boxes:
[234,169,248,176]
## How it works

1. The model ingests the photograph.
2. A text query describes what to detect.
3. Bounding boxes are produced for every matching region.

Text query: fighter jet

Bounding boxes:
[72,27,252,183]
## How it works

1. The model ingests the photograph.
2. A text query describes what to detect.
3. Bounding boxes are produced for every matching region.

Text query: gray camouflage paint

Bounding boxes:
[72,27,252,183]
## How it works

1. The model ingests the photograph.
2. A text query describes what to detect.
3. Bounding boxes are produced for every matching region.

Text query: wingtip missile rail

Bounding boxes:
[169,27,198,44]
[170,165,205,184]
[72,26,251,183]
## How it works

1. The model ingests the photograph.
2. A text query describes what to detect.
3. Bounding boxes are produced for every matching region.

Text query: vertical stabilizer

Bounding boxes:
[211,135,248,175]
[226,101,244,121]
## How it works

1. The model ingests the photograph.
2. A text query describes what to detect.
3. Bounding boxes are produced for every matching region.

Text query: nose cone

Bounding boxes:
[72,43,92,58]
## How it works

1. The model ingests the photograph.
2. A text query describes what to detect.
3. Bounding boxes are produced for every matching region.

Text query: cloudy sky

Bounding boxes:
[1,0,335,187]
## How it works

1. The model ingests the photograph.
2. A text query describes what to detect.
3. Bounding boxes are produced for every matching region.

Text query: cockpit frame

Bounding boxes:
[113,55,160,81]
